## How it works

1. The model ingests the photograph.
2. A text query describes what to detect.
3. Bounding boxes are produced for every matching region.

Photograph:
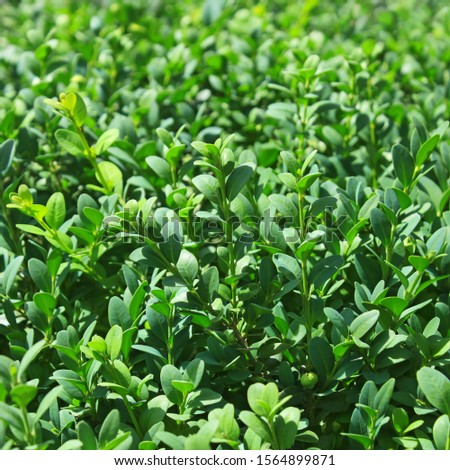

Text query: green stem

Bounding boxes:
[405,270,423,301]
[167,304,174,365]
[302,260,311,342]
[268,416,280,450]
[75,123,125,205]
[0,186,22,254]
[123,397,144,440]
[170,162,177,190]
[21,406,34,445]
[107,361,144,440]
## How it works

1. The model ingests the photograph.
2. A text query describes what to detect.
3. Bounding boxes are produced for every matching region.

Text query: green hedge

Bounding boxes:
[0,0,449,450]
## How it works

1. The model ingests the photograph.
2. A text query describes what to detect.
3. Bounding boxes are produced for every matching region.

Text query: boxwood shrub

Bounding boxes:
[0,0,449,450]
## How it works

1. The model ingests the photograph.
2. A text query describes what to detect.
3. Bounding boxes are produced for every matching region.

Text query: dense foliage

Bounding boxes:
[1,0,449,450]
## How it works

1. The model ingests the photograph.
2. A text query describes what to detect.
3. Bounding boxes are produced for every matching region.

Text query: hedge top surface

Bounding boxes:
[0,0,449,451]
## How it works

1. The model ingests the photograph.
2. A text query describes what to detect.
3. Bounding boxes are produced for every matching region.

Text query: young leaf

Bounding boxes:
[45,192,66,229]
[33,292,56,316]
[105,325,123,361]
[63,93,87,127]
[297,173,321,193]
[11,384,38,408]
[95,129,120,155]
[95,161,123,193]
[156,127,174,147]
[55,129,85,157]
[416,134,440,166]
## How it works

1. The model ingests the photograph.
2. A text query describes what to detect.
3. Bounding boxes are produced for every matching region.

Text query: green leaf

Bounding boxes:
[33,292,56,317]
[392,143,414,187]
[417,367,450,415]
[113,359,131,387]
[108,296,131,329]
[103,432,132,450]
[156,127,174,147]
[309,337,334,380]
[77,421,97,450]
[146,156,171,182]
[28,258,52,292]
[166,145,185,165]
[18,339,47,381]
[426,227,447,253]
[342,433,372,449]
[95,129,120,155]
[192,174,220,203]
[176,249,199,284]
[392,407,409,433]
[157,431,185,450]
[105,325,123,361]
[55,129,85,157]
[226,163,255,201]
[15,224,47,236]
[128,281,147,321]
[34,385,63,422]
[433,415,450,450]
[374,378,395,416]
[278,173,297,191]
[273,253,301,280]
[0,402,25,431]
[0,139,15,176]
[269,194,298,218]
[83,207,104,227]
[370,207,391,247]
[301,149,318,174]
[11,384,38,408]
[198,266,219,302]
[172,380,195,394]
[416,134,440,166]
[45,192,66,229]
[380,297,408,317]
[160,365,184,405]
[297,172,321,193]
[95,161,123,193]
[275,407,301,449]
[2,255,24,295]
[184,358,205,389]
[440,187,450,216]
[358,194,380,220]
[409,255,430,273]
[239,411,272,443]
[350,310,379,339]
[64,93,87,127]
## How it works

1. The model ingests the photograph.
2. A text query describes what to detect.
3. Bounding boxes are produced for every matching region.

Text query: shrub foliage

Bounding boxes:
[0,0,449,450]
